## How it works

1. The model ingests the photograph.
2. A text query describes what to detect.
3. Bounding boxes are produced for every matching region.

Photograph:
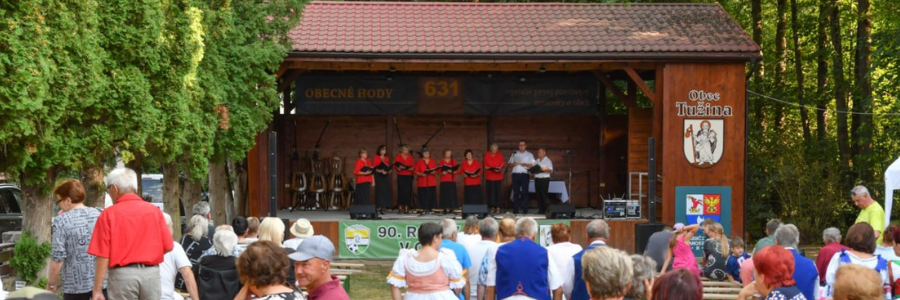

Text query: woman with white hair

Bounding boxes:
[177,215,212,290]
[624,255,657,300]
[581,247,634,300]
[195,225,242,300]
[181,215,213,262]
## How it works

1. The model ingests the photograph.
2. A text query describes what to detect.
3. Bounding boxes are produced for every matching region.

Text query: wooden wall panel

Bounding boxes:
[662,63,746,236]
[564,219,648,254]
[493,116,600,208]
[275,115,388,209]
[628,108,653,216]
[248,129,270,217]
[599,115,629,200]
[267,115,606,209]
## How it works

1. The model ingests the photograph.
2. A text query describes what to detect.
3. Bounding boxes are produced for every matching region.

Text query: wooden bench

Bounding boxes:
[331,262,365,291]
[702,278,743,300]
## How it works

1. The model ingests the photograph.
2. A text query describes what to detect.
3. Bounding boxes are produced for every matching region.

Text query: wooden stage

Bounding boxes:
[278,209,650,254]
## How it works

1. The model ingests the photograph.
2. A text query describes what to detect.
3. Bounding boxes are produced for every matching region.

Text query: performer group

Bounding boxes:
[352,140,554,216]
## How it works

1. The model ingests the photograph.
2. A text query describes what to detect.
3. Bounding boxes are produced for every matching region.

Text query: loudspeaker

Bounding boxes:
[635,223,667,254]
[462,204,488,219]
[546,204,575,219]
[349,204,379,220]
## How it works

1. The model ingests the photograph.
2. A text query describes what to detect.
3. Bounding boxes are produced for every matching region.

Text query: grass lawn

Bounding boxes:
[341,259,395,300]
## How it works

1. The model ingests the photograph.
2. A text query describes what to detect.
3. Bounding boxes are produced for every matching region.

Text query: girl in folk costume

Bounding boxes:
[388,222,466,300]
[353,148,374,204]
[373,145,392,215]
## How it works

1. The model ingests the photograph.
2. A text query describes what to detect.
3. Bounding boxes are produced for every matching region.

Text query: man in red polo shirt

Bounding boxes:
[88,168,173,300]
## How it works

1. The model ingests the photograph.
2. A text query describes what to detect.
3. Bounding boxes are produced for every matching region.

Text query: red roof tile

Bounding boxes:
[289,2,760,58]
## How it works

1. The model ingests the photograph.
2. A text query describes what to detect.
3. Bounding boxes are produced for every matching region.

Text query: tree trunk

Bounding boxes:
[853,0,873,183]
[208,162,230,226]
[829,0,851,176]
[751,0,766,128]
[180,175,203,222]
[20,168,58,280]
[228,158,248,218]
[791,0,810,141]
[773,0,788,129]
[82,166,106,208]
[126,156,143,198]
[162,162,182,241]
[816,0,830,140]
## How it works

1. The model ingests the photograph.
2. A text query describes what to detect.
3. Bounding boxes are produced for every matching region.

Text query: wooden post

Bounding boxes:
[597,84,607,208]
[653,64,664,222]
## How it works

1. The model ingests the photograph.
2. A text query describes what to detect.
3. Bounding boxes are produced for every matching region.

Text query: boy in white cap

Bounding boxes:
[289,235,349,300]
[284,218,314,250]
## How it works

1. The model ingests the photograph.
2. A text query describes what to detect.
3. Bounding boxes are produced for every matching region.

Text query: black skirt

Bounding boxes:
[355,182,371,204]
[464,185,483,205]
[418,186,436,211]
[486,180,502,207]
[440,182,458,209]
[375,173,391,208]
[397,175,413,206]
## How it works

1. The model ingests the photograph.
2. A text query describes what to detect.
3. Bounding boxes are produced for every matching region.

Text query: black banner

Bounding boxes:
[464,75,598,115]
[295,76,418,115]
[294,75,598,115]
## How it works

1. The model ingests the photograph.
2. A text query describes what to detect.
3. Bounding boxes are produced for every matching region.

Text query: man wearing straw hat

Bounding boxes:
[284,218,315,250]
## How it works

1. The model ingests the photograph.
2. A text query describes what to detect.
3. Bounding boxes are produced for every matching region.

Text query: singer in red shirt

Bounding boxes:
[415,149,438,215]
[462,149,484,205]
[353,148,374,204]
[483,143,505,214]
[372,145,392,214]
[394,145,415,214]
[439,149,459,215]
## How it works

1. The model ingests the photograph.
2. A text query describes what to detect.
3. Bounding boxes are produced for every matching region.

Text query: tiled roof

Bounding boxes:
[289,2,760,59]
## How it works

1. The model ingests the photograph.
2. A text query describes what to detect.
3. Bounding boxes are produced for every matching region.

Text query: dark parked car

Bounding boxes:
[0,184,23,234]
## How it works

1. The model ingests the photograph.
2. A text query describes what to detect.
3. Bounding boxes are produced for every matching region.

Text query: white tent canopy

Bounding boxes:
[884,157,900,228]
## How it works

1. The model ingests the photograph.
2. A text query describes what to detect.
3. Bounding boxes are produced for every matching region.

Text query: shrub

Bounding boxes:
[9,231,51,285]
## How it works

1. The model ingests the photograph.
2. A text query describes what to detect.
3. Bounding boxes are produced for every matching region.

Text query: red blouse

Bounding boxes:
[415,158,437,187]
[439,159,459,183]
[483,151,505,181]
[373,155,390,174]
[462,159,482,186]
[394,153,415,176]
[354,158,373,184]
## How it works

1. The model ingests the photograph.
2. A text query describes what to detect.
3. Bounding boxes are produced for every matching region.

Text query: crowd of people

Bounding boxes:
[39,165,900,300]
[353,140,555,216]
[46,167,349,300]
[384,185,898,300]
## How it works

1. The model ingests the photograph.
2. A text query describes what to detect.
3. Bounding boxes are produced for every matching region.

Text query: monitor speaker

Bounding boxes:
[349,204,379,220]
[462,204,488,219]
[635,223,667,254]
[546,204,575,219]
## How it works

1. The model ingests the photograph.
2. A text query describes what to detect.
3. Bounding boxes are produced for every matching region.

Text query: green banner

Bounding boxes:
[338,220,570,259]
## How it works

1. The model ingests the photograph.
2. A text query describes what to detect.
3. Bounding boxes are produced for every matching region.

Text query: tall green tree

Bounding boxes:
[197,0,306,224]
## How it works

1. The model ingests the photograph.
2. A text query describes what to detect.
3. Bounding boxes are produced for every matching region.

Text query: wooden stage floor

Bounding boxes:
[276,208,650,253]
[276,208,613,221]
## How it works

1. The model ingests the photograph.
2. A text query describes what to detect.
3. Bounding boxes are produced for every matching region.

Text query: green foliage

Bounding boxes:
[9,232,51,284]
[198,0,306,165]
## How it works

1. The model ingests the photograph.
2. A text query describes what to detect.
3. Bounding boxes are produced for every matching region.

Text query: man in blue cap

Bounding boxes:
[289,235,350,300]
